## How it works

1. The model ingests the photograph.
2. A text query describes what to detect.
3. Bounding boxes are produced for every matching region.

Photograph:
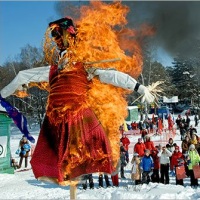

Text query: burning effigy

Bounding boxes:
[0,1,158,187]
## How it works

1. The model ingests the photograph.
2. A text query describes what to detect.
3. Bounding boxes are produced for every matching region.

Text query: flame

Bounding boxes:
[67,1,145,169]
[14,90,29,98]
[43,1,153,182]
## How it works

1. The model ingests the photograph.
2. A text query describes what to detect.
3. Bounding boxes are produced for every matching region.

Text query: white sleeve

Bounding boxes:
[94,69,138,90]
[0,66,50,98]
[94,69,155,103]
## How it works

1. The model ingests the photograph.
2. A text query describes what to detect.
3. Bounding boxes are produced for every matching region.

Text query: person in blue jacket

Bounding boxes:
[18,135,31,168]
[140,149,154,184]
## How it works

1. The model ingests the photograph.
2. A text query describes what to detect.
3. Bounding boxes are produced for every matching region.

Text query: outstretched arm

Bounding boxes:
[0,66,50,98]
[87,68,155,103]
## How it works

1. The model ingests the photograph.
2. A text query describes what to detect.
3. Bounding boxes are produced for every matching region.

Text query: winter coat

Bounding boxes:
[19,140,30,158]
[140,155,154,172]
[120,145,127,167]
[120,152,127,167]
[144,140,155,152]
[134,142,146,157]
[131,157,141,180]
[166,143,176,153]
[151,149,160,169]
[157,148,172,164]
[141,129,148,138]
[181,139,191,154]
[190,138,198,145]
[187,149,200,170]
[171,151,185,169]
[120,136,130,151]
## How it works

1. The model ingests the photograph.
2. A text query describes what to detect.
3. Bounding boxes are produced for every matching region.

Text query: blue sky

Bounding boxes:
[0,1,59,65]
[0,1,173,67]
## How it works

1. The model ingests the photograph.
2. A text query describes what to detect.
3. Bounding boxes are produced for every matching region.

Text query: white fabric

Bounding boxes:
[0,66,155,104]
[0,66,50,98]
[94,69,155,103]
[157,149,172,164]
[163,96,179,103]
[0,136,7,158]
[94,69,138,90]
[131,161,137,174]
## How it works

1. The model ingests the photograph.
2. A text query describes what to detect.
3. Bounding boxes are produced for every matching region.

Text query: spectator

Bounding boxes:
[194,114,199,127]
[131,153,141,185]
[171,146,185,186]
[131,121,138,130]
[184,114,190,131]
[181,135,191,154]
[151,146,160,183]
[144,135,155,152]
[120,134,130,163]
[190,133,198,146]
[141,128,148,142]
[175,114,182,129]
[158,145,172,184]
[98,173,111,188]
[181,135,191,176]
[134,138,146,157]
[111,161,120,187]
[140,149,154,184]
[166,138,177,154]
[82,174,94,190]
[188,125,197,139]
[179,122,186,141]
[18,136,31,169]
[187,144,200,188]
[120,142,127,179]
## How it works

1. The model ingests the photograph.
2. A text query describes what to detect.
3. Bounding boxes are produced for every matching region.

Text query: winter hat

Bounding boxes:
[133,153,139,157]
[189,144,195,150]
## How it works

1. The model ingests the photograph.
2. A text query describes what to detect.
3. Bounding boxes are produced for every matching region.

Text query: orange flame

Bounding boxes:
[43,1,153,181]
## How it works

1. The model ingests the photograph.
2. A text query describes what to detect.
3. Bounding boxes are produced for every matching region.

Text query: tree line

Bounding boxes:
[1,39,200,127]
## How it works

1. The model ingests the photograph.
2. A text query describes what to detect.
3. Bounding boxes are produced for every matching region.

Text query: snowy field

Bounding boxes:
[0,114,200,199]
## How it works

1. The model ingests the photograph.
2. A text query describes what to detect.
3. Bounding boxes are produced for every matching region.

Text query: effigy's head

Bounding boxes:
[44,17,76,64]
[49,17,76,50]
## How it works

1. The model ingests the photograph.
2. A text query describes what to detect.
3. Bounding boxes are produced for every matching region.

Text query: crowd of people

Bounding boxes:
[12,113,200,190]
[79,113,200,190]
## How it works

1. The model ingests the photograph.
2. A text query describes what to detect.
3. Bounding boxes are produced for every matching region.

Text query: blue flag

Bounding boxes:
[0,95,35,143]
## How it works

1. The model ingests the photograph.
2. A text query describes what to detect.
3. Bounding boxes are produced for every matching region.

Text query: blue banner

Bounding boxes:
[0,95,35,143]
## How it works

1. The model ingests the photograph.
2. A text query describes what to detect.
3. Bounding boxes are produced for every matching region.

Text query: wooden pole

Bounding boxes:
[84,58,121,65]
[70,185,77,200]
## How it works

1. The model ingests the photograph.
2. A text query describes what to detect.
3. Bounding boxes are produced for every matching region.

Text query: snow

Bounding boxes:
[0,114,200,199]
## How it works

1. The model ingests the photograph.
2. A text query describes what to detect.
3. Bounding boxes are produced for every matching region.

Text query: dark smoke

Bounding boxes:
[124,1,200,58]
[54,1,200,59]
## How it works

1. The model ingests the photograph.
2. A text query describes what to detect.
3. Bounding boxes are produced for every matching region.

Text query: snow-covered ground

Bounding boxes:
[0,114,200,199]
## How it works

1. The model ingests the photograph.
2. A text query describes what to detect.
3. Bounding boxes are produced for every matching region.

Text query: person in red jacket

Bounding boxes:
[144,135,155,153]
[151,146,160,183]
[120,134,130,163]
[134,138,146,157]
[171,146,185,186]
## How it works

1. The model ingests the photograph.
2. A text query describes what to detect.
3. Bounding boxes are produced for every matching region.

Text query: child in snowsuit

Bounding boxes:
[140,149,154,184]
[171,146,185,186]
[131,153,141,185]
[18,136,31,168]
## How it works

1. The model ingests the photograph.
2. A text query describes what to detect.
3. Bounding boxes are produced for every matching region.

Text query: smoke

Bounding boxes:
[54,1,200,60]
[124,1,200,58]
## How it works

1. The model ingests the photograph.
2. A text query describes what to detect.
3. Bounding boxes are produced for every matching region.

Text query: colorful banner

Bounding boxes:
[0,95,35,143]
